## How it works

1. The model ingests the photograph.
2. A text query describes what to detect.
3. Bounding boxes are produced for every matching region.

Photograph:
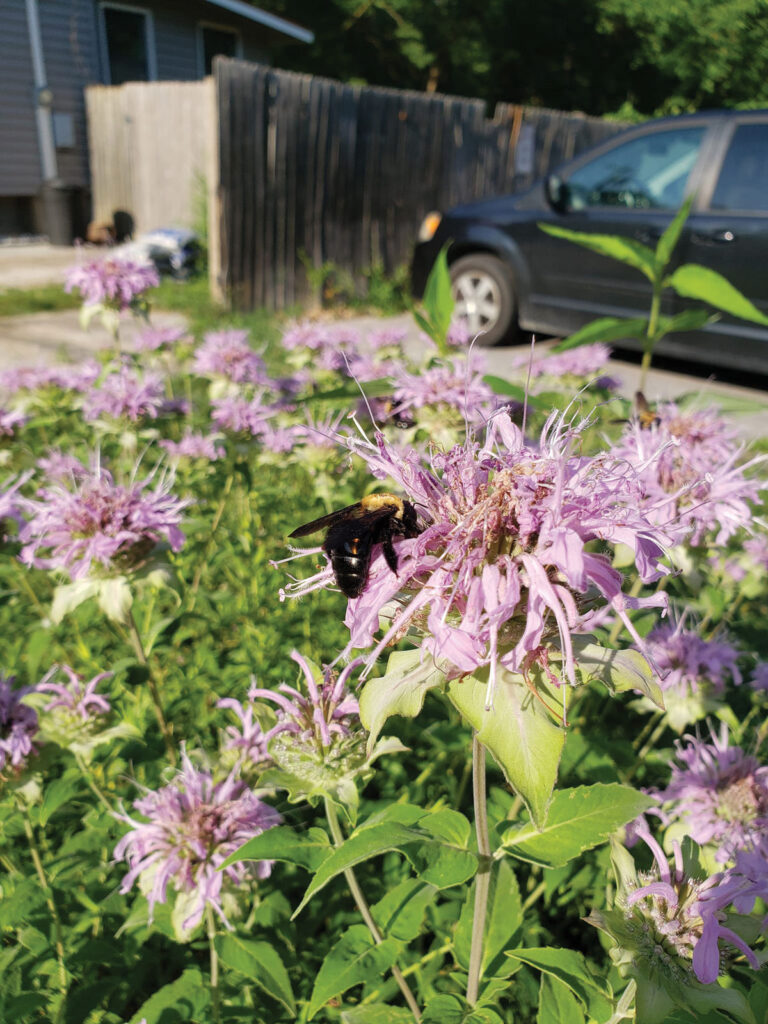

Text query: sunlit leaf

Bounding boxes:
[667,264,768,324]
[538,224,657,282]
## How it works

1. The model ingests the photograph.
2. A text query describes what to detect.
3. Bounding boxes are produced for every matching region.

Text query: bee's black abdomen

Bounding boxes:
[324,521,374,598]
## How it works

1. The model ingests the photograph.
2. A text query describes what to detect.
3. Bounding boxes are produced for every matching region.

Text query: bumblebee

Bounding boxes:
[289,493,421,598]
[634,391,660,429]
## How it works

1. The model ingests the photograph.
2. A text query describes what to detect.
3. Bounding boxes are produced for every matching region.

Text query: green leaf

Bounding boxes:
[308,924,400,1020]
[129,967,208,1024]
[309,378,395,403]
[292,809,476,917]
[372,878,438,941]
[667,264,768,324]
[482,375,531,403]
[421,994,504,1024]
[553,316,649,352]
[455,858,522,976]
[506,947,613,1021]
[654,195,693,268]
[39,774,82,826]
[538,223,657,282]
[215,933,296,1016]
[341,1007,415,1024]
[501,784,655,867]
[420,245,455,347]
[219,825,332,873]
[446,668,565,827]
[655,308,713,336]
[359,648,447,754]
[538,974,586,1024]
[572,638,664,709]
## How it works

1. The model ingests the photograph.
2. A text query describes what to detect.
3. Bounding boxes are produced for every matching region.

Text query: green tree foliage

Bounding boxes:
[257,0,768,116]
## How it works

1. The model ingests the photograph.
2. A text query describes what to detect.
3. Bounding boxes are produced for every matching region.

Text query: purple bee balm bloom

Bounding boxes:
[0,672,39,773]
[643,620,741,696]
[82,364,170,422]
[1,472,31,536]
[652,724,768,863]
[0,407,27,437]
[250,651,361,751]
[531,343,615,381]
[36,451,90,482]
[255,422,308,454]
[37,665,112,722]
[750,662,768,691]
[0,361,101,395]
[65,258,159,309]
[114,750,281,929]
[133,325,188,352]
[367,327,408,350]
[193,329,269,385]
[217,688,271,771]
[19,459,189,580]
[389,355,496,426]
[625,820,761,984]
[283,411,671,703]
[159,431,226,461]
[614,402,762,546]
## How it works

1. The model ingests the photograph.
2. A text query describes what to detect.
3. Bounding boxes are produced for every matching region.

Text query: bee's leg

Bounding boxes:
[381,534,399,575]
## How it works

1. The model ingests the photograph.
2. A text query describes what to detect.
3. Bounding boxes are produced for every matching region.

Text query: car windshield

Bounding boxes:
[565,126,706,210]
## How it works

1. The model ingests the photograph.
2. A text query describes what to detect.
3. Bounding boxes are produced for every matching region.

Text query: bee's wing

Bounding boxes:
[288,502,368,539]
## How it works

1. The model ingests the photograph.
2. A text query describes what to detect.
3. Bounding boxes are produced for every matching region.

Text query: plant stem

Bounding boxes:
[324,798,420,1021]
[640,279,663,394]
[188,472,235,607]
[20,802,67,1021]
[126,608,176,765]
[466,734,492,1006]
[206,905,221,1024]
[361,941,452,1004]
[74,752,113,813]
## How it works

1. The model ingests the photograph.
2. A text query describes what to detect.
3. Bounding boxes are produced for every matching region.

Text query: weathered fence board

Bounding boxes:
[86,80,213,237]
[215,59,623,311]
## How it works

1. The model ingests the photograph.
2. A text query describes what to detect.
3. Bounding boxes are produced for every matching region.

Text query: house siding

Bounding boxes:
[0,2,43,196]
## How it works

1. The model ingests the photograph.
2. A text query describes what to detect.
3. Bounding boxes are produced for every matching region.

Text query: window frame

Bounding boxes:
[98,1,158,85]
[196,20,243,78]
[707,118,768,217]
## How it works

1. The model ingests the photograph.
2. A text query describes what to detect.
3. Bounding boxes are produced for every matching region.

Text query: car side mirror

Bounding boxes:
[545,174,570,213]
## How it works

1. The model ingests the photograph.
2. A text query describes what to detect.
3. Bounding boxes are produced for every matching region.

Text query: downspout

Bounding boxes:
[25,0,58,181]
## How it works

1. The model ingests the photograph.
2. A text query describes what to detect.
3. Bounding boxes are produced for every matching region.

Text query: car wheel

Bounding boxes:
[449,254,516,347]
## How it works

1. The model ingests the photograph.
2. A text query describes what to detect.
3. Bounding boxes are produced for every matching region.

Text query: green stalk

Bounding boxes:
[126,608,176,765]
[466,734,492,1006]
[73,752,113,813]
[639,279,663,394]
[324,798,421,1021]
[20,802,67,1022]
[206,905,222,1024]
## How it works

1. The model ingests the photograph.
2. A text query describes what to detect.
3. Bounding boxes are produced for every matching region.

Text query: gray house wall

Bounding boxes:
[0,0,301,236]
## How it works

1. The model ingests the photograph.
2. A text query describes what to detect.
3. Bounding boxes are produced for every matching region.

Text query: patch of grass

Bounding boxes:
[0,285,80,317]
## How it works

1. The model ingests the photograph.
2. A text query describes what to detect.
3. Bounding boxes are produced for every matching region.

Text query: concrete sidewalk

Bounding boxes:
[0,242,85,291]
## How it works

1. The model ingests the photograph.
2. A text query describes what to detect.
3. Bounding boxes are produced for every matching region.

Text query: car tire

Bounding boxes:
[449,253,516,347]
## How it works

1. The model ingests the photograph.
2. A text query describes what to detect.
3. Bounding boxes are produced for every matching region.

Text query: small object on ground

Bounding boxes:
[113,228,201,279]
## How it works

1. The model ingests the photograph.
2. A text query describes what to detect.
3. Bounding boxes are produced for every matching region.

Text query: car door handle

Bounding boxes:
[634,228,663,244]
[690,229,736,245]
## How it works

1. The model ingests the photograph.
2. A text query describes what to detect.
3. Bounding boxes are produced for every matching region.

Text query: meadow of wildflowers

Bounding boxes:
[0,255,766,1024]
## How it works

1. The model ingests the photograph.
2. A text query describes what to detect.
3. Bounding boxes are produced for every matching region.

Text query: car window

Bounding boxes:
[565,127,706,210]
[710,124,768,213]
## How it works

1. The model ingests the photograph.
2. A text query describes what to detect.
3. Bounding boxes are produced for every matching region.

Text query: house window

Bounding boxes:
[199,24,241,77]
[101,4,156,85]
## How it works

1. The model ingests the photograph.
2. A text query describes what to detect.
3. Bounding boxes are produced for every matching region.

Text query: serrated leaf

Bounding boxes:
[455,859,522,976]
[308,924,400,1020]
[654,195,693,268]
[553,317,649,352]
[372,879,438,941]
[130,967,208,1024]
[538,974,586,1024]
[667,264,768,324]
[538,224,657,282]
[39,774,82,826]
[292,811,476,917]
[446,669,565,827]
[505,947,613,1021]
[572,638,664,709]
[220,825,332,873]
[359,648,447,754]
[215,933,296,1016]
[501,784,654,867]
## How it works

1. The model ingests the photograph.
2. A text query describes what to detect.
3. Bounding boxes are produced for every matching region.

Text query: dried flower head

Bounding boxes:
[114,751,281,930]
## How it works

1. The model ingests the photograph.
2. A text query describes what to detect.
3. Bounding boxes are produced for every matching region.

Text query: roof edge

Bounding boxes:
[203,0,314,43]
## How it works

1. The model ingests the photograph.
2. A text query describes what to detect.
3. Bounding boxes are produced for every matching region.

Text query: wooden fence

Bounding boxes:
[86,80,215,237]
[85,63,624,311]
[214,59,623,311]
